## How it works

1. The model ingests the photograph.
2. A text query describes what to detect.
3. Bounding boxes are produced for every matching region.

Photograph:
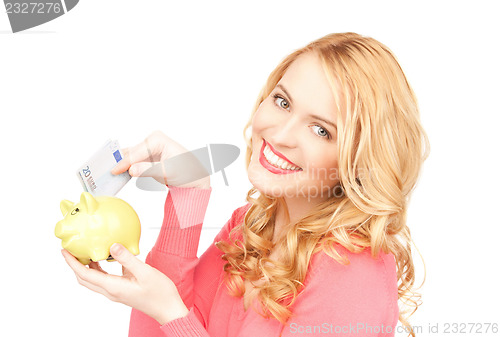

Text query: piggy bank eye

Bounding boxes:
[71,208,80,215]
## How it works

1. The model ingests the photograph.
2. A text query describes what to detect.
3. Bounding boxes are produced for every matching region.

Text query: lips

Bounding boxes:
[264,139,301,168]
[258,139,302,175]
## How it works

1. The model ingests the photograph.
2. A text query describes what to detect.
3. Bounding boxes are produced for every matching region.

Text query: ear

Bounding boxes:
[60,199,74,216]
[79,192,98,214]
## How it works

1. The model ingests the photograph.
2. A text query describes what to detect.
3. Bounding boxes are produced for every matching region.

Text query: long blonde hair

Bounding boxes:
[215,32,430,336]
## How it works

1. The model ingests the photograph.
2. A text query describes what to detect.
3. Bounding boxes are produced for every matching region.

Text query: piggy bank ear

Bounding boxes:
[79,192,98,214]
[60,200,74,216]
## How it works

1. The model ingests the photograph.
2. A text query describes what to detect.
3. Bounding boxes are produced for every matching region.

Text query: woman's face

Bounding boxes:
[248,52,344,203]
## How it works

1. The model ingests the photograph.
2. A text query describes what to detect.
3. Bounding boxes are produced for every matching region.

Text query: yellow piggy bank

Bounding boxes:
[55,192,141,265]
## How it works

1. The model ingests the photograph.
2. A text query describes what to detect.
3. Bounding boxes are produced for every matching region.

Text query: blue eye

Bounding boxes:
[311,125,331,140]
[273,92,332,141]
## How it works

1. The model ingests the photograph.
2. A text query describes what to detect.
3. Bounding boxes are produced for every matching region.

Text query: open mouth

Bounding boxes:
[259,140,302,174]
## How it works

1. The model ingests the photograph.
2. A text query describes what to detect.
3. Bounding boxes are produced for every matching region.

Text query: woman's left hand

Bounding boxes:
[61,243,189,325]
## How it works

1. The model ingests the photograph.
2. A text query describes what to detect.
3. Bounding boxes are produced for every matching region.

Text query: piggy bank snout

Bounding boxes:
[54,220,75,240]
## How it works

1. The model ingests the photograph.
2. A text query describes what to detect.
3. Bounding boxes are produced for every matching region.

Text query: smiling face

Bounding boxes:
[247,51,344,204]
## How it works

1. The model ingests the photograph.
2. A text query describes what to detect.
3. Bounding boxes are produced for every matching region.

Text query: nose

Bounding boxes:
[268,116,300,149]
[54,221,74,240]
[54,221,62,238]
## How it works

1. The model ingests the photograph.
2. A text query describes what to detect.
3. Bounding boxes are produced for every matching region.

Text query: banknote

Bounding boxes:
[76,139,131,196]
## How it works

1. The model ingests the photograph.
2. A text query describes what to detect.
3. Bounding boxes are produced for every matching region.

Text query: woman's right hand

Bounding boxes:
[111,130,211,189]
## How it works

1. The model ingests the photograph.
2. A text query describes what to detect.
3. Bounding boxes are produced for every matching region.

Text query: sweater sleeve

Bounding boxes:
[128,185,249,337]
[128,185,212,337]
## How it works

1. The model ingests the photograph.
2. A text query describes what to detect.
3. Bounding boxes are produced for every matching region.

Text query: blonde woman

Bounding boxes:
[62,32,430,337]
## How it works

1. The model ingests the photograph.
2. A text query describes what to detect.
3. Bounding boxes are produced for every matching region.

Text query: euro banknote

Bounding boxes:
[76,139,131,196]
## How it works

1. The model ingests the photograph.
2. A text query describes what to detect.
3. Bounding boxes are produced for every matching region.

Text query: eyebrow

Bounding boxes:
[276,83,338,131]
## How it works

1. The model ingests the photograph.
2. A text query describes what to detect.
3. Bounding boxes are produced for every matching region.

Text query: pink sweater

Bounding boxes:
[128,186,399,337]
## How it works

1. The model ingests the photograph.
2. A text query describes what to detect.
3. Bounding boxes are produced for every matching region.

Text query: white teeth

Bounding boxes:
[263,144,300,171]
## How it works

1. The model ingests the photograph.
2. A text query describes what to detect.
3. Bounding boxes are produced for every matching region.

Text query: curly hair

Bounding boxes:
[215,32,430,336]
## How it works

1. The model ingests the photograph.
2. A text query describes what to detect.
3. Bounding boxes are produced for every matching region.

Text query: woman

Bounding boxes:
[62,32,430,337]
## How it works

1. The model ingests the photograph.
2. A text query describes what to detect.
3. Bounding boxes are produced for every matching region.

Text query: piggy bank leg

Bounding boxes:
[128,244,140,256]
[78,257,92,265]
[90,247,112,263]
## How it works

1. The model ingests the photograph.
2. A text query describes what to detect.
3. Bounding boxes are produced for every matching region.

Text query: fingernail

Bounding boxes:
[111,243,122,255]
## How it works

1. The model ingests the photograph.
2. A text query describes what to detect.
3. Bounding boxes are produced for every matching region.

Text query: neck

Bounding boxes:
[272,196,323,244]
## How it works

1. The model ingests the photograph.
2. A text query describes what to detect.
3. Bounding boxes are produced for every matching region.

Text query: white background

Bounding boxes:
[1,1,499,336]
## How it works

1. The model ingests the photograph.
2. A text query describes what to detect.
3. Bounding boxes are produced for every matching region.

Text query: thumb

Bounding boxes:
[111,148,131,175]
[111,160,130,175]
[110,243,142,274]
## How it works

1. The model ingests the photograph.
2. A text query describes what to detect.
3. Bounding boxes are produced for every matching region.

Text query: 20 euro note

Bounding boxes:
[76,139,131,196]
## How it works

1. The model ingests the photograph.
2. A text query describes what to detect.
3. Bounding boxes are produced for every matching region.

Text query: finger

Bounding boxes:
[61,250,116,297]
[89,261,108,274]
[111,137,165,176]
[62,249,115,290]
[74,272,115,299]
[110,244,145,277]
[129,162,169,186]
[129,162,156,177]
[111,147,131,175]
[122,265,135,279]
[128,138,163,164]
